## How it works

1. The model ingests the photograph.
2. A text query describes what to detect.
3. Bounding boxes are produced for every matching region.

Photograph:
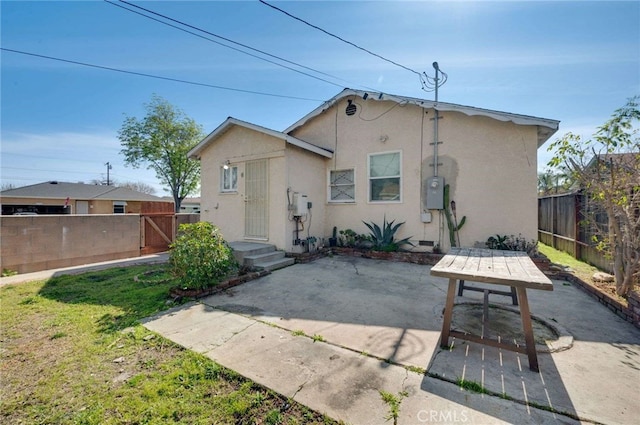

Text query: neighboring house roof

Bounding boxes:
[182,197,201,204]
[1,181,171,202]
[285,88,560,147]
[586,152,639,172]
[188,117,334,159]
[163,196,201,204]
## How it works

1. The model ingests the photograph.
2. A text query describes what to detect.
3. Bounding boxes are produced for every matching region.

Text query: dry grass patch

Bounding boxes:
[0,265,338,424]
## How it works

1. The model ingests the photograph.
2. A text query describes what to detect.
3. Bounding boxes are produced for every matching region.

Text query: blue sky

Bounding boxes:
[2,0,638,195]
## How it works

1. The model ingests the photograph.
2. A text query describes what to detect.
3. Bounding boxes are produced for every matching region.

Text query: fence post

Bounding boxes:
[574,192,581,260]
[172,214,177,243]
[140,215,145,249]
[551,195,557,249]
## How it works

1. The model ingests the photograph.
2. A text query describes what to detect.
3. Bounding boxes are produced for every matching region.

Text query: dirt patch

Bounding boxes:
[570,268,629,307]
[450,303,573,353]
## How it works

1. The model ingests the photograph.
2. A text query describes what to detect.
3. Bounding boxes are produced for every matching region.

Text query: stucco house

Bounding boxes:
[188,88,559,253]
[1,181,173,215]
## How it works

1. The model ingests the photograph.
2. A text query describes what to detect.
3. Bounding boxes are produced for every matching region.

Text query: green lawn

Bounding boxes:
[0,265,338,425]
[537,242,600,279]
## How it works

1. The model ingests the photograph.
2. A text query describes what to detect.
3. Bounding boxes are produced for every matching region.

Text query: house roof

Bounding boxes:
[586,153,639,171]
[0,181,171,202]
[285,88,561,148]
[188,117,333,159]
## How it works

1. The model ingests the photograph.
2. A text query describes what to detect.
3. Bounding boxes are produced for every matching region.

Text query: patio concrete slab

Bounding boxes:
[144,299,578,425]
[143,255,640,424]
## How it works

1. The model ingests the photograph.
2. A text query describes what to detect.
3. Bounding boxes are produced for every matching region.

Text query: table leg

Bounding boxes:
[516,287,539,372]
[510,286,519,306]
[440,278,457,349]
[482,289,490,339]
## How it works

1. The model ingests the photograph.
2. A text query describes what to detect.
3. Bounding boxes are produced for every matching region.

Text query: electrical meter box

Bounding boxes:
[292,193,308,216]
[425,176,444,210]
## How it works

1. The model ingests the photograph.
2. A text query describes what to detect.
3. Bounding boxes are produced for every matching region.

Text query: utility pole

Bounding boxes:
[105,162,112,185]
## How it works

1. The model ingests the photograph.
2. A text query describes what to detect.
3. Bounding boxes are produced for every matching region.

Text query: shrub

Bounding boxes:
[169,222,238,290]
[486,234,538,256]
[338,229,371,248]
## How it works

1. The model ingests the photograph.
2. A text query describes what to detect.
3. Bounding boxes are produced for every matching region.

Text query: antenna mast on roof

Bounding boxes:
[421,62,448,102]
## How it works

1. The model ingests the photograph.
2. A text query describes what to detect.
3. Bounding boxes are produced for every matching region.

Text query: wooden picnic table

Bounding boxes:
[430,247,553,372]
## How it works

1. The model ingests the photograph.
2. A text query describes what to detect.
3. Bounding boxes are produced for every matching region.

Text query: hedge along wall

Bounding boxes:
[1,214,141,274]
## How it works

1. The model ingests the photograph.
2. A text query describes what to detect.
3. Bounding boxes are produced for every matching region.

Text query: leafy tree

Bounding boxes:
[118,95,202,212]
[537,169,574,196]
[547,96,639,296]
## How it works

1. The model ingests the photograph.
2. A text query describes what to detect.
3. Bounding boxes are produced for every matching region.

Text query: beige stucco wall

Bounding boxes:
[198,125,331,252]
[0,197,144,214]
[290,97,540,251]
[284,145,328,250]
[1,215,140,274]
[198,126,289,247]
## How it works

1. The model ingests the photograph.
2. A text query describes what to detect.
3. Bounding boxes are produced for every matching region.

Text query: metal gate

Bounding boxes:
[244,159,269,239]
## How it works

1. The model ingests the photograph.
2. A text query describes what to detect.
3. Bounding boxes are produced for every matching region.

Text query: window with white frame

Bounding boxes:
[368,151,401,202]
[113,201,127,214]
[329,169,355,202]
[221,166,238,192]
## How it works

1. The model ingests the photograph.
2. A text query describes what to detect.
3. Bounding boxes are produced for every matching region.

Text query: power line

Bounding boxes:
[1,165,159,184]
[1,47,323,102]
[108,0,374,91]
[259,0,423,78]
[2,166,103,174]
[3,152,105,162]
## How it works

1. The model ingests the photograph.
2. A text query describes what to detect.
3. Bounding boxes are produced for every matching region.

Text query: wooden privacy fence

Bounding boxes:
[140,213,200,255]
[538,192,613,273]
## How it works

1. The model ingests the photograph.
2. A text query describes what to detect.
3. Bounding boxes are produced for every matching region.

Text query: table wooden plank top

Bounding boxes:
[430,247,553,290]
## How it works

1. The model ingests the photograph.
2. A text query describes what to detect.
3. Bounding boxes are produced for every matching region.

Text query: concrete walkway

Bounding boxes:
[4,253,639,424]
[142,256,639,425]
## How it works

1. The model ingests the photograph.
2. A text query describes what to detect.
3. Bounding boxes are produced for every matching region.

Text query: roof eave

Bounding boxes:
[284,88,560,147]
[189,117,333,160]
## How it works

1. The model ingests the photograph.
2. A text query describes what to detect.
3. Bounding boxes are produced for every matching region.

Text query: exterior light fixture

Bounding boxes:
[223,160,230,170]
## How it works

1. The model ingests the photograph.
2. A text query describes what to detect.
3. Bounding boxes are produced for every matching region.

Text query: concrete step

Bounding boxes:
[244,250,286,267]
[229,241,295,272]
[253,257,295,272]
[229,241,276,263]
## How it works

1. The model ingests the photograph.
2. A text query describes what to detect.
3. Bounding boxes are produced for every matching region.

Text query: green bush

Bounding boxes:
[486,234,538,256]
[169,222,238,290]
[338,229,371,248]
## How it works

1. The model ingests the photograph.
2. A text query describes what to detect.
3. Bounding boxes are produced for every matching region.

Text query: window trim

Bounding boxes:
[113,201,127,214]
[220,165,238,193]
[328,168,356,203]
[367,150,402,203]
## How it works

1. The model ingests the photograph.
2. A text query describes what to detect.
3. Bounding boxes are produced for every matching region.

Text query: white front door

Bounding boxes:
[244,159,268,239]
[76,200,89,214]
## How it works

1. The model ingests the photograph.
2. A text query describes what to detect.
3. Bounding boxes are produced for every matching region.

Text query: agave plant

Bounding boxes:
[362,216,414,252]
